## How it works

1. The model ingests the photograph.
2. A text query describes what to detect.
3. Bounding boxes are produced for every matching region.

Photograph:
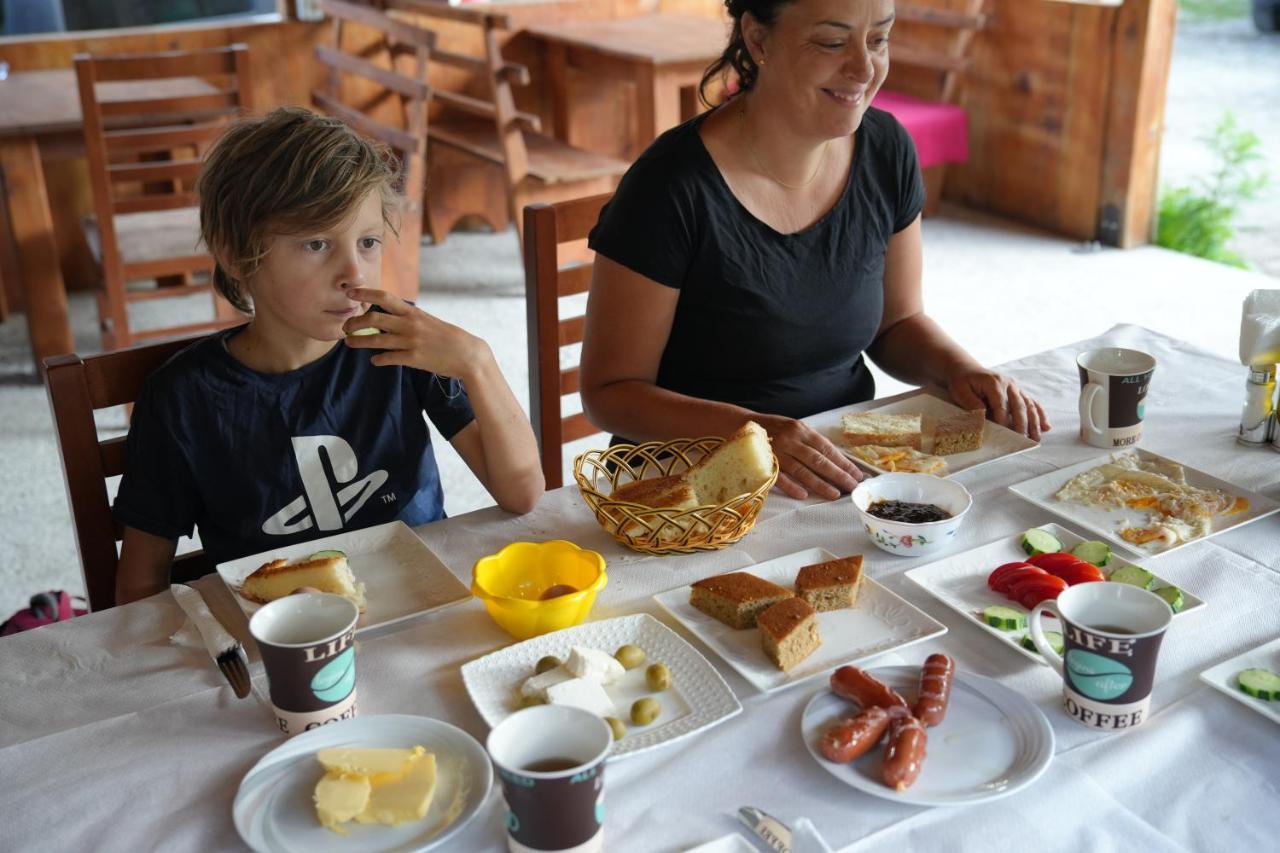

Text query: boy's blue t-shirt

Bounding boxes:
[113,328,475,565]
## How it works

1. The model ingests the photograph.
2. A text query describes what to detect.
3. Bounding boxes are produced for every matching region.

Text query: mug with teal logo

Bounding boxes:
[249,592,359,737]
[487,705,612,853]
[1030,582,1172,730]
[1076,347,1156,448]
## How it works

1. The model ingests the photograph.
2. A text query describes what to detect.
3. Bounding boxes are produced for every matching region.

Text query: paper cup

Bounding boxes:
[248,592,359,737]
[487,705,612,852]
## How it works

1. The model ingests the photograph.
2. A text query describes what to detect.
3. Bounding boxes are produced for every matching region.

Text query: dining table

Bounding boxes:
[0,69,217,370]
[2,323,1278,852]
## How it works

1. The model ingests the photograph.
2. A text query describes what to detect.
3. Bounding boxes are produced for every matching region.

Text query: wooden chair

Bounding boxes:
[384,0,629,245]
[44,335,225,611]
[312,0,434,302]
[75,45,254,351]
[873,1,991,216]
[522,193,612,489]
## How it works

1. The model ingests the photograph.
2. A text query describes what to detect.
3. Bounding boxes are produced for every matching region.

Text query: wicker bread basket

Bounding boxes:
[573,436,780,556]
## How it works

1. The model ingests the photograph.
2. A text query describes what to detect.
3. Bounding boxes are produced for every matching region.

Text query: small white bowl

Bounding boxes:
[851,473,972,558]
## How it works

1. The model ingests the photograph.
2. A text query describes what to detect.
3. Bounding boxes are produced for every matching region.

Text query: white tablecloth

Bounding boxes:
[3,324,1278,852]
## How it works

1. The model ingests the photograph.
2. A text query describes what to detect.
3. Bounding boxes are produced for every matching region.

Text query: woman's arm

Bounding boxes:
[867,216,1051,439]
[580,255,862,501]
[116,527,178,605]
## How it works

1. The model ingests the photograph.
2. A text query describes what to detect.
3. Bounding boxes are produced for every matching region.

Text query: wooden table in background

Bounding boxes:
[0,70,214,369]
[523,14,729,161]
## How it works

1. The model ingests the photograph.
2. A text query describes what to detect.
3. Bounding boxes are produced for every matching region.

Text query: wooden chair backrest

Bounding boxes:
[44,336,223,611]
[383,0,541,185]
[313,0,435,301]
[73,45,254,285]
[522,194,612,489]
[888,1,991,102]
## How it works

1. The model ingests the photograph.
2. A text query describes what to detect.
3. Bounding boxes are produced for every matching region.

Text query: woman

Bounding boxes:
[580,0,1049,501]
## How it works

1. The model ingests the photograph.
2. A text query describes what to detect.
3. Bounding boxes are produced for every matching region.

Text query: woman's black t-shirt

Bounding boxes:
[588,105,925,421]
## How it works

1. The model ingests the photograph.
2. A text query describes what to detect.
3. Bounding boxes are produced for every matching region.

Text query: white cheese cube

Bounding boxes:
[566,646,624,685]
[545,677,616,718]
[520,665,574,699]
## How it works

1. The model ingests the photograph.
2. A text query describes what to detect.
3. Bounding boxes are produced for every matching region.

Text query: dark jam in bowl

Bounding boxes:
[867,498,952,524]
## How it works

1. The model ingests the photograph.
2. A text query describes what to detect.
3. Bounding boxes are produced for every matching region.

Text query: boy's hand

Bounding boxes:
[342,287,484,377]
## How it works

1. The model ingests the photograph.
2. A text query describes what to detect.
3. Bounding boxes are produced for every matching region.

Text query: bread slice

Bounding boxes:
[610,474,701,540]
[933,409,986,455]
[847,444,947,475]
[841,412,923,449]
[759,597,821,671]
[689,571,793,629]
[796,555,864,612]
[241,554,367,612]
[684,420,776,504]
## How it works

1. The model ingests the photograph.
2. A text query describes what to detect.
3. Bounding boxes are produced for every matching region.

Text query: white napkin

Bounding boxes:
[169,584,239,660]
[1238,289,1280,365]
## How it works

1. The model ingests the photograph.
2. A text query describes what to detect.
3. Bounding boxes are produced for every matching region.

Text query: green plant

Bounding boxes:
[1156,112,1269,268]
[1176,0,1249,20]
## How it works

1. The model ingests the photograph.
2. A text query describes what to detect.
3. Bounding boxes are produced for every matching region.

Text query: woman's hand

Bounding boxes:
[755,414,865,501]
[946,369,1051,440]
[342,287,481,376]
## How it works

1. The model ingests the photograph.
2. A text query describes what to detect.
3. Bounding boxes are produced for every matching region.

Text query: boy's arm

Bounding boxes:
[117,526,178,605]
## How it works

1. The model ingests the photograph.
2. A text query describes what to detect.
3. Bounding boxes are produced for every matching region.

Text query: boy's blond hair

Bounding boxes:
[197,106,401,313]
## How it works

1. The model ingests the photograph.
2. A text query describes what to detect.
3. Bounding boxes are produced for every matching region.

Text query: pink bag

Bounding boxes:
[1,591,88,636]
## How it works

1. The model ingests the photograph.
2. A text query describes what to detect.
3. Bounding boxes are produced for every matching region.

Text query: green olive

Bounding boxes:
[645,662,671,692]
[604,716,627,741]
[630,697,661,725]
[614,644,646,670]
[520,695,546,708]
[535,655,561,675]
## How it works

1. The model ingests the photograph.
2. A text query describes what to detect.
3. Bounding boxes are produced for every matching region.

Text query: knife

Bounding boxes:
[171,584,251,698]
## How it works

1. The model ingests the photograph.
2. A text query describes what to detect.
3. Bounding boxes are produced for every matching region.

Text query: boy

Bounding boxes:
[113,107,544,605]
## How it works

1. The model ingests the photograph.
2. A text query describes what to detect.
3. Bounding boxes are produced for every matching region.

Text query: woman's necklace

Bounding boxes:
[740,100,830,190]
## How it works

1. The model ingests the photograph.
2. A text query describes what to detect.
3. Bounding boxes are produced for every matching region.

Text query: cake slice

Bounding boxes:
[684,420,776,504]
[689,571,793,629]
[841,412,923,449]
[933,409,986,455]
[759,597,822,671]
[795,555,864,612]
[241,552,367,612]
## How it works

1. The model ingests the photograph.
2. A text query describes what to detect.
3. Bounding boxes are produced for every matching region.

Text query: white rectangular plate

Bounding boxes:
[1199,636,1280,725]
[460,613,741,761]
[905,523,1204,666]
[1008,448,1279,558]
[813,392,1039,477]
[216,520,470,636]
[653,548,947,694]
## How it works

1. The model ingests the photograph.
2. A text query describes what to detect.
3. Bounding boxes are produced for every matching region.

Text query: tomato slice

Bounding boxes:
[992,566,1049,594]
[1010,575,1069,609]
[987,561,1034,592]
[1049,562,1106,585]
[1027,552,1089,573]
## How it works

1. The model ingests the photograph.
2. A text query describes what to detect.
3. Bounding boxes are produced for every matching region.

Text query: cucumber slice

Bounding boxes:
[1109,564,1155,590]
[1021,631,1064,655]
[983,605,1027,631]
[308,549,347,560]
[1021,529,1062,557]
[1237,668,1280,701]
[1153,585,1185,613]
[1071,540,1112,567]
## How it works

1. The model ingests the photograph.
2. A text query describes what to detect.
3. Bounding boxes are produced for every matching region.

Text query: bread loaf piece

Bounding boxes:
[759,597,822,671]
[932,409,986,455]
[689,571,793,629]
[841,413,923,449]
[684,421,776,504]
[796,555,864,612]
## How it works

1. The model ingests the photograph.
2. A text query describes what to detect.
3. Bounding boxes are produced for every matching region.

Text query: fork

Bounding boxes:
[217,646,252,699]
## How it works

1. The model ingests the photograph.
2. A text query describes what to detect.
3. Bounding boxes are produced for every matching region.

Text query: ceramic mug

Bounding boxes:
[248,592,359,737]
[487,705,612,853]
[1030,583,1172,731]
[1077,348,1156,448]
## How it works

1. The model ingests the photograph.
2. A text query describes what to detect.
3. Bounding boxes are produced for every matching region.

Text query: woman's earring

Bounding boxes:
[756,56,766,66]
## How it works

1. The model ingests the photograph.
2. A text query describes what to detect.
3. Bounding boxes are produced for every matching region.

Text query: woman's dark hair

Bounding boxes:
[699,0,794,107]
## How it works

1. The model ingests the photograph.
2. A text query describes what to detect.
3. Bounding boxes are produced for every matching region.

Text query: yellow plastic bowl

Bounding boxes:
[471,540,607,640]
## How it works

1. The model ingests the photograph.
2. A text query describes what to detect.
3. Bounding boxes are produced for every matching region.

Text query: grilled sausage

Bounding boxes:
[881,715,928,791]
[818,706,892,763]
[913,654,955,727]
[830,665,910,714]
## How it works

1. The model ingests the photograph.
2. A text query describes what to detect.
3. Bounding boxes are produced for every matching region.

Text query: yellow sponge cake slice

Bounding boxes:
[841,412,923,449]
[685,420,776,504]
[241,552,367,612]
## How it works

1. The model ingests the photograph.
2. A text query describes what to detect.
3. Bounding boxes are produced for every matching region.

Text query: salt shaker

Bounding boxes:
[1238,364,1275,446]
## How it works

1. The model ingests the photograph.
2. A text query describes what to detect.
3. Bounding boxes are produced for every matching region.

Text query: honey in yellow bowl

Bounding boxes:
[471,541,607,639]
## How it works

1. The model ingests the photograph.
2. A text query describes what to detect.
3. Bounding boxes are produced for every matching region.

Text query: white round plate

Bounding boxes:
[801,666,1054,806]
[233,714,492,852]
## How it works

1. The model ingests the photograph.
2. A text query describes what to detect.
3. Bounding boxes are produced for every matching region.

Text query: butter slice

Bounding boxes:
[318,746,423,785]
[354,752,437,826]
[313,746,435,834]
[315,774,372,835]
